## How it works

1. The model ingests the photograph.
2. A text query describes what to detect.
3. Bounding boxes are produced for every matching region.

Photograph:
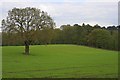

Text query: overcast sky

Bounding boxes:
[0,0,119,28]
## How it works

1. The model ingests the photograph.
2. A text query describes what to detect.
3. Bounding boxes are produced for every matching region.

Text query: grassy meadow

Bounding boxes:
[2,45,118,78]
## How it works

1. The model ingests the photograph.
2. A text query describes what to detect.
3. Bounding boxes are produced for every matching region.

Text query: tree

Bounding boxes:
[2,7,55,55]
[51,29,64,44]
[61,25,76,44]
[93,24,101,29]
[88,29,112,49]
[36,27,54,45]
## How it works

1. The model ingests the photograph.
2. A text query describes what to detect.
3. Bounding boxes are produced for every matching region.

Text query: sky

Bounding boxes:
[0,0,119,28]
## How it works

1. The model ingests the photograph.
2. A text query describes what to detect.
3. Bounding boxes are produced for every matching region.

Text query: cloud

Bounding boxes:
[48,2,118,27]
[0,1,118,29]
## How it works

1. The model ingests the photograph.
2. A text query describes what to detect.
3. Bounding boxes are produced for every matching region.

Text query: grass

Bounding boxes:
[2,44,118,78]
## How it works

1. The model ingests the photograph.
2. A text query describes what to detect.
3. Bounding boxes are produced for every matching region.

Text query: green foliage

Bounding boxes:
[3,45,118,78]
[88,29,112,49]
[33,28,54,45]
[2,23,118,51]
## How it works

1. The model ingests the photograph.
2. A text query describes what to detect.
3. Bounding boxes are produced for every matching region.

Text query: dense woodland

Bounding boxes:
[2,23,119,51]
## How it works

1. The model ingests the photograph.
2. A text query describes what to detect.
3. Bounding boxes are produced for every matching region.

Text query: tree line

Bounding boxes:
[2,7,119,55]
[2,23,119,51]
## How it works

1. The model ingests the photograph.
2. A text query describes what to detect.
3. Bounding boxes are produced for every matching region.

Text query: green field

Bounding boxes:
[2,45,118,78]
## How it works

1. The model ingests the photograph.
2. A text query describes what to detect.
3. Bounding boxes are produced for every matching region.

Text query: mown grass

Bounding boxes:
[2,44,118,78]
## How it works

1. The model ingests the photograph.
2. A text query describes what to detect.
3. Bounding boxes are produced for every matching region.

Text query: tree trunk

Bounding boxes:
[24,40,29,55]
